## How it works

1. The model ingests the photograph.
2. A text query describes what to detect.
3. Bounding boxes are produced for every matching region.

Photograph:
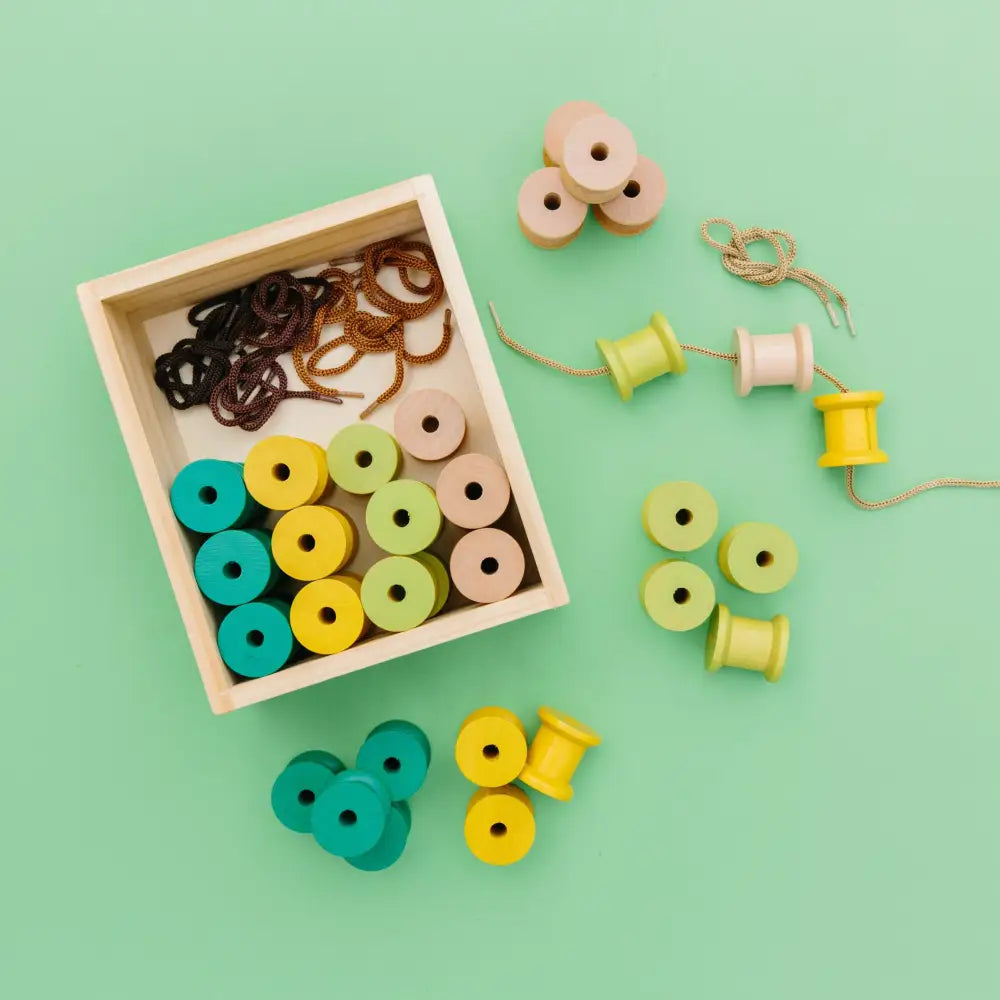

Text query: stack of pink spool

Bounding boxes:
[517,101,667,249]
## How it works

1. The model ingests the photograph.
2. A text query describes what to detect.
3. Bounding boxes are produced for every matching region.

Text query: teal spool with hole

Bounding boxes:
[194,528,279,605]
[356,720,431,802]
[217,598,295,678]
[270,751,345,833]
[170,459,262,534]
[346,801,411,872]
[311,769,391,857]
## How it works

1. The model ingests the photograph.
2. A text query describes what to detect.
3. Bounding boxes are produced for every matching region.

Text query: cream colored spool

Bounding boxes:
[560,115,638,204]
[542,101,605,166]
[436,453,511,529]
[449,528,525,604]
[517,168,588,250]
[393,388,467,461]
[593,155,667,236]
[733,324,814,397]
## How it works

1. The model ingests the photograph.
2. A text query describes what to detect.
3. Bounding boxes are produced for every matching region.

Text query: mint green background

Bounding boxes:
[2,1,998,997]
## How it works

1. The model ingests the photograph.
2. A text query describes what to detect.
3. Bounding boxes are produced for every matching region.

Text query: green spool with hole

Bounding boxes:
[345,802,412,872]
[360,556,437,632]
[356,720,431,801]
[717,522,798,594]
[194,528,280,605]
[312,769,392,857]
[217,598,295,678]
[366,479,442,555]
[596,311,687,402]
[640,559,716,631]
[270,751,345,833]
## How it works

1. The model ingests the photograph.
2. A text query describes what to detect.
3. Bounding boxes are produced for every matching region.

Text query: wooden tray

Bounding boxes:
[77,175,568,713]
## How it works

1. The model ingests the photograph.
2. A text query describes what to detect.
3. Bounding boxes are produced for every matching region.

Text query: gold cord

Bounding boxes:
[487,301,999,510]
[701,218,856,336]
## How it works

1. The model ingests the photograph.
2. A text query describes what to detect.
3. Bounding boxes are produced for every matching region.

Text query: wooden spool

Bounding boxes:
[194,528,279,606]
[560,115,638,204]
[519,706,601,802]
[436,453,511,529]
[270,750,345,833]
[170,458,261,534]
[366,479,442,555]
[454,707,528,788]
[593,155,667,236]
[717,522,798,594]
[289,575,368,655]
[346,801,411,872]
[543,101,605,166]
[311,769,391,858]
[449,528,525,604]
[271,505,357,581]
[360,555,438,632]
[517,167,588,249]
[733,324,813,397]
[464,786,535,866]
[243,436,329,511]
[217,598,295,678]
[642,481,719,552]
[326,423,401,494]
[640,559,716,631]
[356,720,431,802]
[814,391,888,467]
[393,388,467,461]
[705,604,789,683]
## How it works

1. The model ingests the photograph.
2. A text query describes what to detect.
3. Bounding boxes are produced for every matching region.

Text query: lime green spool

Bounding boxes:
[718,521,799,594]
[360,556,437,632]
[412,551,450,615]
[640,559,716,631]
[596,311,688,402]
[270,751,345,833]
[366,480,442,555]
[326,423,401,495]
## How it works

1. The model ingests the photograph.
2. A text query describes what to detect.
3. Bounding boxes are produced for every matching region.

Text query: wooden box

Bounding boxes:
[77,175,568,714]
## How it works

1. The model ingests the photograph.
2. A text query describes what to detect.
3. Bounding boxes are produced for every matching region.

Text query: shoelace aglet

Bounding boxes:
[844,305,857,337]
[488,301,501,328]
[824,301,839,328]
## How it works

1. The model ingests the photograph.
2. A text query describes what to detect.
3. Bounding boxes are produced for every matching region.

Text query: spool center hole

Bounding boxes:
[319,606,337,625]
[298,789,315,806]
[246,629,264,647]
[339,810,357,827]
[222,561,242,579]
[465,481,484,501]
[388,584,406,602]
[543,192,562,211]
[383,757,401,773]
[590,142,609,161]
[272,463,291,482]
[673,587,691,605]
[490,822,508,838]
[393,509,411,527]
[481,557,499,575]
[675,508,693,526]
[756,550,774,567]
[623,180,641,198]
[355,450,373,469]
[421,415,440,433]
[198,486,218,504]
[482,744,500,760]
[298,533,316,552]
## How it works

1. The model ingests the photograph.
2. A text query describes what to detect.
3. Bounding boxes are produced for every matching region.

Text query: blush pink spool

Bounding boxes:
[517,167,588,249]
[593,155,667,236]
[733,323,814,397]
[543,101,605,167]
[560,115,638,204]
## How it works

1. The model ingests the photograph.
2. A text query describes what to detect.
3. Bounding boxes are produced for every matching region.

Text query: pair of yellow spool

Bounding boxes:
[639,481,795,683]
[597,312,887,468]
[456,706,601,866]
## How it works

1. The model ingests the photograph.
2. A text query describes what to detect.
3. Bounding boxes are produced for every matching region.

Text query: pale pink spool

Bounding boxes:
[517,167,588,249]
[593,155,667,236]
[732,324,814,397]
[560,115,638,204]
[543,101,605,167]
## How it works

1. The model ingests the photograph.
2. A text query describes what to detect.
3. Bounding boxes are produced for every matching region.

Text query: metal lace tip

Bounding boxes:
[844,306,857,337]
[824,301,839,328]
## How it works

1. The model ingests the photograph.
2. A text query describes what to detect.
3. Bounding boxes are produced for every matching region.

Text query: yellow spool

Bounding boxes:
[271,505,357,581]
[518,706,601,802]
[243,436,329,510]
[596,312,687,402]
[289,575,368,655]
[454,707,528,787]
[464,786,535,866]
[814,390,888,468]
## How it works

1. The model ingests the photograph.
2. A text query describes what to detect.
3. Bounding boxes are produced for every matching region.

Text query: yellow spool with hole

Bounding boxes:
[243,436,329,511]
[454,707,528,787]
[464,786,535,866]
[271,505,357,581]
[289,575,368,655]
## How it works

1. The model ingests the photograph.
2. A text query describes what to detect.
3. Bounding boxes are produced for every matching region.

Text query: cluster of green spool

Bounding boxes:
[270,720,430,872]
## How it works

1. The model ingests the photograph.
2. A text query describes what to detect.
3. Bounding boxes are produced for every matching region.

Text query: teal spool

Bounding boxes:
[170,459,262,534]
[194,528,279,605]
[270,751,345,833]
[311,769,391,857]
[218,599,295,678]
[346,801,411,872]
[356,720,431,801]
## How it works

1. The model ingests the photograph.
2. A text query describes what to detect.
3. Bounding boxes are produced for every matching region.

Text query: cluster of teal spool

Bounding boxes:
[270,721,430,872]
